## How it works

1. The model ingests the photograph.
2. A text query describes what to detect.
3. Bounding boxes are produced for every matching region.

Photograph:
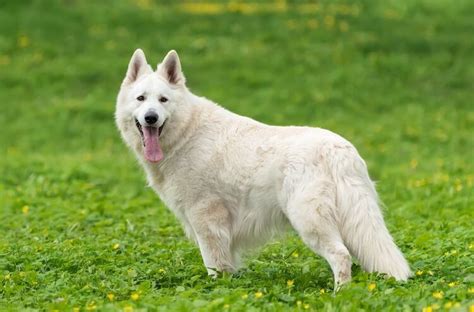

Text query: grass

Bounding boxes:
[0,0,473,311]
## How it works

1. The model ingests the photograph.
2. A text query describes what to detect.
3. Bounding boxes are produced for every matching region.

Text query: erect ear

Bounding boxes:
[123,49,150,85]
[157,50,185,85]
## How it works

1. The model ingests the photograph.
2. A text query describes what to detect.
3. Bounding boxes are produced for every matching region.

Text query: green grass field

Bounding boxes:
[1,0,473,311]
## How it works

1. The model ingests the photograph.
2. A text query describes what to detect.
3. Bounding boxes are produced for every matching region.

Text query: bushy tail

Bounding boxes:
[331,149,412,281]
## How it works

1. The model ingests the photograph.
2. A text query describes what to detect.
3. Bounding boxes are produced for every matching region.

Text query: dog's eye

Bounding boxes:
[159,96,168,103]
[137,95,145,101]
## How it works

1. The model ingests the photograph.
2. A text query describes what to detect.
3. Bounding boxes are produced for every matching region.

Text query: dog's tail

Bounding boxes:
[330,147,411,281]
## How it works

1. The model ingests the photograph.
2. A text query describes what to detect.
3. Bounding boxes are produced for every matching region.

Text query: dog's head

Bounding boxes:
[116,49,187,163]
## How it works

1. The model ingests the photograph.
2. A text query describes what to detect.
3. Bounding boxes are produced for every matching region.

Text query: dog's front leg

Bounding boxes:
[188,200,236,277]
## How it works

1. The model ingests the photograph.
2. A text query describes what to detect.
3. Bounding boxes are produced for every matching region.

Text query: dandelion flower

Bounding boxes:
[416,270,423,276]
[444,302,453,309]
[107,293,115,301]
[468,288,474,294]
[255,291,263,299]
[131,292,140,301]
[85,303,97,311]
[297,300,302,306]
[18,35,30,48]
[432,291,443,299]
[469,304,474,312]
[368,283,376,291]
[422,306,432,312]
[304,304,310,309]
[448,282,456,287]
[22,205,29,215]
[287,280,294,287]
[158,268,166,273]
[124,306,133,312]
[112,243,120,250]
[292,251,299,258]
[320,288,325,294]
[73,308,80,312]
[324,15,335,28]
[307,19,319,29]
[339,21,349,32]
[4,274,11,280]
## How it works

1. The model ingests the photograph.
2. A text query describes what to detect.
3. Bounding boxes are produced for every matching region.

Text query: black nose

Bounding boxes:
[144,111,158,125]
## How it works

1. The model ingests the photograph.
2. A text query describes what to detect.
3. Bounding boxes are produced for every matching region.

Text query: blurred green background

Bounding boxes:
[0,0,473,311]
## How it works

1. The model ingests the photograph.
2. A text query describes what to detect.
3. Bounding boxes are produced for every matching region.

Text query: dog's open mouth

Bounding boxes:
[135,118,165,163]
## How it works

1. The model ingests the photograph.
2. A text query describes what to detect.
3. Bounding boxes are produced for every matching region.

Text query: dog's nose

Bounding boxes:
[144,111,158,125]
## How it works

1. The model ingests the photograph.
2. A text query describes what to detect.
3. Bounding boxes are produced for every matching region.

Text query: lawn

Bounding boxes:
[0,0,473,311]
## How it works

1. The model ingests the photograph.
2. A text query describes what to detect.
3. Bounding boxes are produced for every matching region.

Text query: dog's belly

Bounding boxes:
[229,181,290,252]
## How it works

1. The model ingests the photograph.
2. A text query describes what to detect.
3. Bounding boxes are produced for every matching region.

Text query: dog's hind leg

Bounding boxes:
[188,201,236,277]
[284,178,352,290]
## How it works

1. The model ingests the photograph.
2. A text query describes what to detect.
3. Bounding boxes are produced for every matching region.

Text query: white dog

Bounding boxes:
[115,49,411,289]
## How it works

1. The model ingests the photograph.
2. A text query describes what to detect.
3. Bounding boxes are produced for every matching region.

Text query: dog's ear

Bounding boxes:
[157,50,185,86]
[123,49,150,85]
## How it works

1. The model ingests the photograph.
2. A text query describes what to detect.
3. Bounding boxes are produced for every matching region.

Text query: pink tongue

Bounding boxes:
[143,126,163,163]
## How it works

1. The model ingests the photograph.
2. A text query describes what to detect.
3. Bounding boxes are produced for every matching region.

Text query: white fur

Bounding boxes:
[115,49,412,288]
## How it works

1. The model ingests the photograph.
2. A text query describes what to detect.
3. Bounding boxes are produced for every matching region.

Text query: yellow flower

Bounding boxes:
[135,0,151,10]
[180,3,224,15]
[307,19,319,29]
[416,270,423,276]
[444,302,453,309]
[131,292,140,301]
[241,294,248,299]
[73,308,80,312]
[368,283,376,291]
[292,251,299,258]
[158,268,166,273]
[468,288,474,294]
[339,21,349,32]
[432,291,443,299]
[296,300,302,306]
[4,274,11,280]
[304,304,310,309]
[22,205,29,215]
[287,280,294,287]
[223,304,230,309]
[85,303,97,311]
[469,304,474,312]
[123,306,133,312]
[112,243,120,250]
[427,270,434,276]
[324,15,335,28]
[448,282,456,287]
[18,35,30,48]
[255,291,263,299]
[107,293,115,301]
[320,288,325,294]
[422,306,432,312]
